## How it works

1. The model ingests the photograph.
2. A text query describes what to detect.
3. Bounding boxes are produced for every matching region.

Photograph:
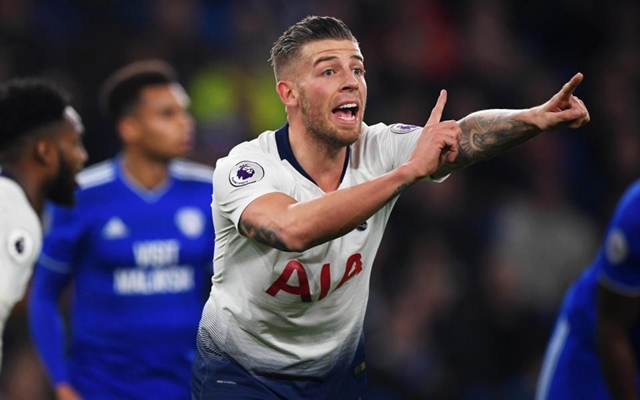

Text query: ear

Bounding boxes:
[118,116,140,145]
[34,138,58,167]
[276,80,298,107]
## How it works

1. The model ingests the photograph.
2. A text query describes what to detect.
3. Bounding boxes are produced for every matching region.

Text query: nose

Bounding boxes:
[341,70,359,91]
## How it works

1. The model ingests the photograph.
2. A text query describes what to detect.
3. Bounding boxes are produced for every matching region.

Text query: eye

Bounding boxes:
[353,68,365,76]
[322,69,334,76]
[161,108,177,118]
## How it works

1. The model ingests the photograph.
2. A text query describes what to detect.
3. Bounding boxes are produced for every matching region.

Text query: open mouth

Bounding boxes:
[332,103,359,123]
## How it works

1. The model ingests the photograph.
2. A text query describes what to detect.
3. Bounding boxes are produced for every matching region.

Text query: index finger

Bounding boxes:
[557,72,584,100]
[426,89,447,125]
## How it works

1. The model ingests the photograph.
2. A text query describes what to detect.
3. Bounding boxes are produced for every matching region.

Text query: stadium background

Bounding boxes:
[0,0,638,399]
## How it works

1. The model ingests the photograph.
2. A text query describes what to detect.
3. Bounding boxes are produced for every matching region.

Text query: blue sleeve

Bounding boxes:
[598,182,640,295]
[28,202,85,385]
[28,262,73,385]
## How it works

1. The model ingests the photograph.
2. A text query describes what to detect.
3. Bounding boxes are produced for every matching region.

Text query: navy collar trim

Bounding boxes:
[275,124,350,186]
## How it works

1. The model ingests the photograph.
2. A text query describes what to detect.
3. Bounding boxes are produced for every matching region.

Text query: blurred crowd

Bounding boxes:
[1,0,639,399]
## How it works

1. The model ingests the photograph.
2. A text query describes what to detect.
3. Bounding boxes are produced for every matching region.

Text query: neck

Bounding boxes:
[288,125,347,192]
[120,151,170,190]
[1,163,46,215]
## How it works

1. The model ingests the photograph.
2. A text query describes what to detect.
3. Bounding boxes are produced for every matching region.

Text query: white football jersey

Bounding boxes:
[0,175,42,371]
[199,122,441,377]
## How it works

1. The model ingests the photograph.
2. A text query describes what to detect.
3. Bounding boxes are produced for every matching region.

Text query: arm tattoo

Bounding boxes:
[239,219,291,252]
[434,111,541,177]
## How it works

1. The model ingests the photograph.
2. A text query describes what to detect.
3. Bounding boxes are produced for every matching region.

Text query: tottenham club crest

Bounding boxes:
[390,123,421,134]
[229,161,265,187]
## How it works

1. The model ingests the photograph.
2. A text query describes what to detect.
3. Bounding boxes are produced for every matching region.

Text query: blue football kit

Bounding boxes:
[536,179,640,399]
[29,158,215,400]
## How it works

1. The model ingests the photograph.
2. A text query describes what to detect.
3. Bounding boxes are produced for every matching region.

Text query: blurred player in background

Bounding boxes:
[0,79,86,373]
[192,15,590,399]
[28,60,215,400]
[537,178,640,400]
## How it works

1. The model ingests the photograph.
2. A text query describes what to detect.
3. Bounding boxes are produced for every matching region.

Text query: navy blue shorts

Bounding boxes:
[191,345,367,400]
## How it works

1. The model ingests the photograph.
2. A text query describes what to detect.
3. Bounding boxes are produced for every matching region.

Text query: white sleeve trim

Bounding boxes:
[598,271,640,297]
[38,253,72,274]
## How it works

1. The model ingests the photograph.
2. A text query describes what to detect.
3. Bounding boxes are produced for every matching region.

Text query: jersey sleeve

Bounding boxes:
[213,153,288,228]
[37,202,86,274]
[598,184,640,296]
[28,263,73,384]
[372,123,448,183]
[0,185,42,315]
[28,201,85,384]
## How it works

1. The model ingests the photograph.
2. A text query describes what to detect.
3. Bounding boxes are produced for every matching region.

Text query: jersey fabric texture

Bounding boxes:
[193,122,443,399]
[536,179,640,400]
[0,174,42,372]
[28,158,215,400]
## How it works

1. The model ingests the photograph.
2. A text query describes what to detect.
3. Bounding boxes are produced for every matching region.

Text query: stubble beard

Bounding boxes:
[47,151,78,206]
[299,91,362,149]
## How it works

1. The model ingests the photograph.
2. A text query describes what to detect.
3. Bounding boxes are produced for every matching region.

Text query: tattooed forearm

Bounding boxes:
[239,219,291,252]
[433,110,541,178]
[460,112,541,161]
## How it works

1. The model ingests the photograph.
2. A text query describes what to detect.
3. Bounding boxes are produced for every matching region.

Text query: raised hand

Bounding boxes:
[533,72,590,131]
[403,90,462,181]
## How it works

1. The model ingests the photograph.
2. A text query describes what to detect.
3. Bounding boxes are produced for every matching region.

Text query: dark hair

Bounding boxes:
[0,78,70,152]
[269,16,357,81]
[99,59,178,123]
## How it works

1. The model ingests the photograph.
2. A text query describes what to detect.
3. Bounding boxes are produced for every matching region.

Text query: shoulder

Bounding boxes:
[77,159,117,190]
[215,132,282,177]
[361,122,421,137]
[170,159,215,184]
[0,178,41,268]
[355,122,421,149]
[0,178,38,224]
[0,177,37,220]
[227,130,277,158]
[0,177,24,204]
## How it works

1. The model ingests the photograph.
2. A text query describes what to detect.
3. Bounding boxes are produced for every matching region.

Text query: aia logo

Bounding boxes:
[229,160,264,187]
[266,253,364,302]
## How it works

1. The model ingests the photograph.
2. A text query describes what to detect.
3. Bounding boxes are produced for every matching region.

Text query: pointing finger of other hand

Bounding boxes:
[557,73,584,101]
[426,89,447,125]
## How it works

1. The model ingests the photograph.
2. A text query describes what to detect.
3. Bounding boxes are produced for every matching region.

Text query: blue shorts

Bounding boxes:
[191,340,367,400]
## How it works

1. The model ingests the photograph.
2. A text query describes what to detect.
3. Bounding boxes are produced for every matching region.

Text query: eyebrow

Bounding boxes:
[313,54,364,67]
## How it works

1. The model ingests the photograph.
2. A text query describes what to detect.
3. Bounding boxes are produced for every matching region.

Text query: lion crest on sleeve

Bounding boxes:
[229,160,265,187]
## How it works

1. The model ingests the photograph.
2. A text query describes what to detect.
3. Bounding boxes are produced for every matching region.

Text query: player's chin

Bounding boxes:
[337,119,361,135]
[166,146,191,160]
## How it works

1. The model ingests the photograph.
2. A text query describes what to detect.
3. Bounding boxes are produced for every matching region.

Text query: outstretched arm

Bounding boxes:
[238,92,459,252]
[430,72,590,179]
